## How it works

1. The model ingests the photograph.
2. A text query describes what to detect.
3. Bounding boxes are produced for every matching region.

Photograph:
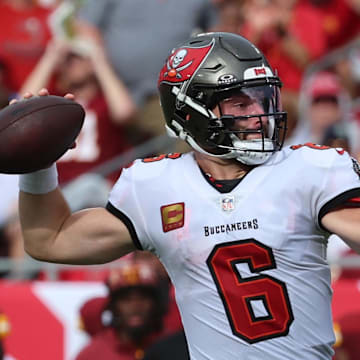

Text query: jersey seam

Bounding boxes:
[318,187,360,232]
[106,202,142,250]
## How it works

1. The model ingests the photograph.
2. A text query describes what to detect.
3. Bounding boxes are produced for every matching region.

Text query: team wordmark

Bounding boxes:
[204,219,259,237]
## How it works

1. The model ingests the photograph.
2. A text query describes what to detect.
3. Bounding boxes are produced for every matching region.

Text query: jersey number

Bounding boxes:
[206,239,294,343]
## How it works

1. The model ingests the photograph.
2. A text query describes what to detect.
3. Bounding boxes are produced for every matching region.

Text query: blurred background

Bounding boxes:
[0,0,360,359]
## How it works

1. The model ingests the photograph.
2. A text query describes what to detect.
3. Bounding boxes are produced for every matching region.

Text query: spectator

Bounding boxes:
[210,0,245,34]
[75,0,218,149]
[0,0,54,94]
[240,0,329,136]
[75,258,172,360]
[288,71,360,156]
[78,296,108,338]
[20,37,137,185]
[301,0,360,51]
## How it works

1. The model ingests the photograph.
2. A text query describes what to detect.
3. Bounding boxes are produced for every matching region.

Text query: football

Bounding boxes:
[0,95,85,174]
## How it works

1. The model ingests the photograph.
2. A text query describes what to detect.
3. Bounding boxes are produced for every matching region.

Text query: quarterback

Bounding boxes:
[18,33,360,359]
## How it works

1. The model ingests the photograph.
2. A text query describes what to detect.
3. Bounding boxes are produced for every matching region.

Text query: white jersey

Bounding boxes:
[107,145,360,360]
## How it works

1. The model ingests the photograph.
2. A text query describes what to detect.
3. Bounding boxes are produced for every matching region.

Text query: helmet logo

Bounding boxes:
[254,68,266,76]
[218,74,237,85]
[165,49,193,79]
[244,66,274,80]
[158,44,213,85]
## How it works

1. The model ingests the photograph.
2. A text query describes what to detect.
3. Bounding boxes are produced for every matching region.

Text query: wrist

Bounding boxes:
[19,164,58,194]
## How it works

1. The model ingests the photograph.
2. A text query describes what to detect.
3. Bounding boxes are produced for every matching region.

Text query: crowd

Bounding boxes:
[0,0,360,359]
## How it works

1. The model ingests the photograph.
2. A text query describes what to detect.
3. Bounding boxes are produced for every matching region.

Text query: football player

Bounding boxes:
[75,259,166,360]
[18,32,360,359]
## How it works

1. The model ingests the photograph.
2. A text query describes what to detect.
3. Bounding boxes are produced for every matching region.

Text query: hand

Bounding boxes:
[10,88,75,105]
[9,89,77,149]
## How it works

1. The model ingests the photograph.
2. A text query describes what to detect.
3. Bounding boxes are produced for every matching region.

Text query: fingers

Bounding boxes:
[9,88,75,106]
[38,88,49,96]
[64,93,75,100]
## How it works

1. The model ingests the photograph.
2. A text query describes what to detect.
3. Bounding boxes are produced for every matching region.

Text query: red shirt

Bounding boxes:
[300,0,360,51]
[241,2,327,91]
[75,327,167,360]
[0,3,53,92]
[56,94,132,185]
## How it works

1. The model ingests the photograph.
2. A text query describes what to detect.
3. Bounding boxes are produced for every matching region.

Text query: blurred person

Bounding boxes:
[210,0,245,34]
[240,0,329,137]
[300,0,360,51]
[288,71,360,156]
[78,296,108,338]
[75,0,218,149]
[75,259,171,360]
[20,38,137,185]
[17,32,360,360]
[0,0,55,94]
[336,47,360,151]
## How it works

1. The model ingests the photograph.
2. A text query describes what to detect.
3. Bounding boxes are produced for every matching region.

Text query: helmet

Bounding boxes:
[106,259,165,334]
[106,260,161,295]
[158,32,287,165]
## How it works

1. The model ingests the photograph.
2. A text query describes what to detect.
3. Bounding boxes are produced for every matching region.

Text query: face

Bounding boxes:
[214,90,270,140]
[309,97,341,132]
[112,288,156,336]
[58,54,96,92]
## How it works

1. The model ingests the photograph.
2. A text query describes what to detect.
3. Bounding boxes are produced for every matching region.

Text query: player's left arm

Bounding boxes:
[322,208,360,254]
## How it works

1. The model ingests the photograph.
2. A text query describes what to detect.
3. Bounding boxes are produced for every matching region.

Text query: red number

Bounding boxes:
[290,142,345,155]
[142,153,182,163]
[207,239,294,343]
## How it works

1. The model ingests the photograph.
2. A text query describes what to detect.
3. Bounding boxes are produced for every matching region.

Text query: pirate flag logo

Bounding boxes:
[158,43,213,85]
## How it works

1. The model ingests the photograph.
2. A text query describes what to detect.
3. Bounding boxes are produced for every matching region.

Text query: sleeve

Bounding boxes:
[105,162,154,252]
[316,151,360,229]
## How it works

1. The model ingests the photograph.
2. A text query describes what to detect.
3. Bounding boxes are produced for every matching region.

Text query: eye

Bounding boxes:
[234,102,247,109]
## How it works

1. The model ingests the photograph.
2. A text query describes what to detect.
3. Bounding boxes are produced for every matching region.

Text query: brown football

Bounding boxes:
[0,95,85,174]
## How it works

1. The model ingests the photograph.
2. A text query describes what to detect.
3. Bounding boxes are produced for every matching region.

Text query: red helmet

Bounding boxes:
[106,259,167,335]
[106,259,161,294]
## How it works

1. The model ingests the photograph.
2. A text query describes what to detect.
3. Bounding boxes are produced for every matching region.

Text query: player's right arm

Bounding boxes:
[19,187,136,265]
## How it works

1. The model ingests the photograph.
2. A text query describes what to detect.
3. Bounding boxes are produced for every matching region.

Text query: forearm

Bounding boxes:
[19,53,58,95]
[281,34,310,69]
[322,207,360,254]
[19,188,71,261]
[92,55,137,124]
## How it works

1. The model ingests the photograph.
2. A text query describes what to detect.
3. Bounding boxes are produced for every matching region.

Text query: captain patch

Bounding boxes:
[161,202,185,232]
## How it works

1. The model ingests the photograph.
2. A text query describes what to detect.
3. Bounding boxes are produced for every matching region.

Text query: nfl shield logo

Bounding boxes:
[221,195,235,212]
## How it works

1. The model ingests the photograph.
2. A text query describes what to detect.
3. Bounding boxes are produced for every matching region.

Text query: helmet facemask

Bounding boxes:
[166,83,287,165]
[206,84,287,164]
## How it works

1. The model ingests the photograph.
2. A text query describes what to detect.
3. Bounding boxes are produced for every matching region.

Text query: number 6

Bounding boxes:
[207,239,294,343]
